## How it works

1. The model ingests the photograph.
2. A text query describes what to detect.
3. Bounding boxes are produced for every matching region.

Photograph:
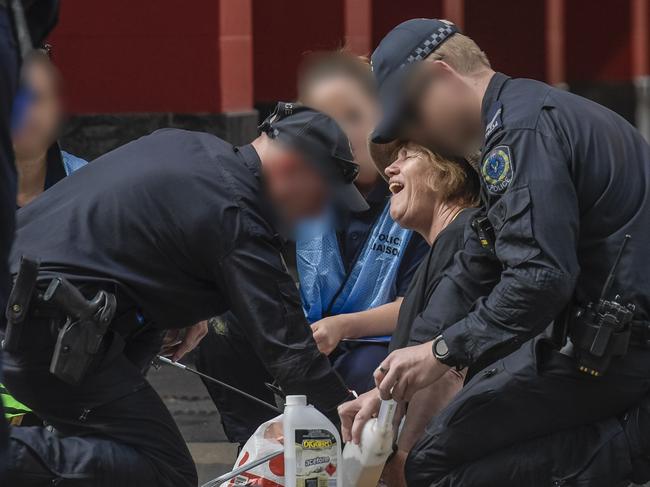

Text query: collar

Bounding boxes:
[234,143,289,240]
[44,142,66,190]
[234,144,262,178]
[480,72,510,132]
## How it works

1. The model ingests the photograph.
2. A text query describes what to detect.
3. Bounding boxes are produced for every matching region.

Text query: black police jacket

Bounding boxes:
[440,73,650,368]
[10,129,350,412]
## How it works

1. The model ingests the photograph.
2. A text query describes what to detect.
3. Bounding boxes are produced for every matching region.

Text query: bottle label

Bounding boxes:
[294,429,338,487]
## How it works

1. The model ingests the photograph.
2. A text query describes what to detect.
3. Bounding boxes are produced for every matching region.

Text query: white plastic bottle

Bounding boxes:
[283,395,342,487]
[342,399,397,487]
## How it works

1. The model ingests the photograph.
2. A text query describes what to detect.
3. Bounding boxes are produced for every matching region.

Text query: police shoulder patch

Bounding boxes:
[481,145,513,194]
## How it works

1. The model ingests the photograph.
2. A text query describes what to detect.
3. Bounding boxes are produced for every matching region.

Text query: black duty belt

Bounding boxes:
[630,320,650,348]
[4,257,145,385]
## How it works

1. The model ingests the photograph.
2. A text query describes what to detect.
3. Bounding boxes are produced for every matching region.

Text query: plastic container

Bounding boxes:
[283,395,342,487]
[341,399,397,487]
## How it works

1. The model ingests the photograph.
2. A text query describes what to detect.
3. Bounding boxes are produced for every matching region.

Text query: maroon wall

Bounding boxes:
[465,0,547,80]
[252,0,346,103]
[49,0,223,113]
[47,0,650,115]
[565,0,632,82]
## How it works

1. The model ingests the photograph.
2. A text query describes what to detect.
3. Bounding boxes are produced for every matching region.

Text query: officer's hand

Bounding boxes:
[374,342,449,401]
[167,321,209,362]
[311,315,346,355]
[338,388,381,444]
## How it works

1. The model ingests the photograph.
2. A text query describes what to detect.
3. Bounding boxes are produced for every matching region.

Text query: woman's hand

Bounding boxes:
[374,341,449,401]
[338,388,381,444]
[161,320,209,362]
[311,315,348,355]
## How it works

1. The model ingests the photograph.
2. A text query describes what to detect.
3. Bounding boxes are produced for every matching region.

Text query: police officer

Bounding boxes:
[0,0,58,474]
[2,103,363,486]
[362,19,650,486]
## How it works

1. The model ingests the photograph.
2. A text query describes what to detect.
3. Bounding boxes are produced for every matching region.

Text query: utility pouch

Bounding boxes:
[569,299,635,376]
[44,277,117,385]
[3,256,39,352]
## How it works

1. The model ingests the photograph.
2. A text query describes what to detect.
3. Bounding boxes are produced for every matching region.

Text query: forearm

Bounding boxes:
[340,298,403,338]
[397,368,465,452]
[443,262,576,368]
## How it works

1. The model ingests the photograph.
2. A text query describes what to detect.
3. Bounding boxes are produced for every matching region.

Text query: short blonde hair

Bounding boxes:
[369,140,479,208]
[427,33,491,75]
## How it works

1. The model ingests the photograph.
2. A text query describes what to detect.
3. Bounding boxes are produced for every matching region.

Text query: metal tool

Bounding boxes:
[199,449,283,487]
[156,355,282,414]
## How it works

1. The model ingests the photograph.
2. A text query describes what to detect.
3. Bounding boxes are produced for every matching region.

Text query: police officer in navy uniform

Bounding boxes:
[2,103,362,486]
[0,0,58,474]
[361,19,650,486]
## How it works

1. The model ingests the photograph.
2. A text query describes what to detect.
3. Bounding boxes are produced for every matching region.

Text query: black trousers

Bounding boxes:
[2,317,197,487]
[0,6,19,477]
[407,338,650,487]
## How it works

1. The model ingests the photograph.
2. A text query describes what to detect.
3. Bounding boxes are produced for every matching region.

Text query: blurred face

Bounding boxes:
[13,59,63,159]
[302,75,380,188]
[384,145,439,230]
[402,61,482,158]
[266,147,330,225]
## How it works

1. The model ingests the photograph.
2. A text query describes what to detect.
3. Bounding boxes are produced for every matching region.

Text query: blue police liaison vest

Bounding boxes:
[296,202,413,328]
[61,150,87,175]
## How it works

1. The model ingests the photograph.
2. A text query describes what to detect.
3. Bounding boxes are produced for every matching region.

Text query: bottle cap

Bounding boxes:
[285,395,307,406]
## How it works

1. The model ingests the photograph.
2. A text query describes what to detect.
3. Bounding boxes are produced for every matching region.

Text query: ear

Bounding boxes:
[426,59,460,80]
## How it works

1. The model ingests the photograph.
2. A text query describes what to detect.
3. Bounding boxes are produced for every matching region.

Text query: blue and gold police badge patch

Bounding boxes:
[482,146,513,194]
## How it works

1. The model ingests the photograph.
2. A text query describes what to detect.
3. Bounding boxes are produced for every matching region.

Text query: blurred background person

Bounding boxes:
[13,47,86,208]
[0,47,85,428]
[0,0,59,476]
[296,51,428,390]
[339,141,499,486]
[196,51,428,447]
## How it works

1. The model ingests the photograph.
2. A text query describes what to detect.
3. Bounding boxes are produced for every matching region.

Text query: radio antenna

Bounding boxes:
[599,234,631,301]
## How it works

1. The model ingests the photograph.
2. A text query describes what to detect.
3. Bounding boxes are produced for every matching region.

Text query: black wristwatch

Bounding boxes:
[432,334,450,361]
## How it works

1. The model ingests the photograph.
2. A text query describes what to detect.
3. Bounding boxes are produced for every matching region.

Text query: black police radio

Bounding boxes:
[569,235,635,377]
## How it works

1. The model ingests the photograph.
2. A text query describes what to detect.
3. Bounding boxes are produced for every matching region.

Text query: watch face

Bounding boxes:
[435,337,449,357]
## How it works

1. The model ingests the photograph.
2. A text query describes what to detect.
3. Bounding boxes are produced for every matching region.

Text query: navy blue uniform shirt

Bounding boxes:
[440,73,650,367]
[10,129,350,412]
[337,179,429,296]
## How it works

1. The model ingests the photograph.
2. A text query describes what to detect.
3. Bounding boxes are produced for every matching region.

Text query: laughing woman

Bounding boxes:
[338,142,500,486]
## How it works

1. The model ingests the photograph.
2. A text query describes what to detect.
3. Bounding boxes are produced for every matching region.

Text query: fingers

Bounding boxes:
[391,375,411,402]
[338,400,361,443]
[172,321,208,362]
[312,329,327,354]
[377,366,400,400]
[374,363,388,389]
[350,396,380,444]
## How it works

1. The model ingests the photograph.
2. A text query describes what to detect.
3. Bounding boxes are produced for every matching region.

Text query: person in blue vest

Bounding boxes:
[196,52,428,447]
[13,47,86,208]
[296,51,428,391]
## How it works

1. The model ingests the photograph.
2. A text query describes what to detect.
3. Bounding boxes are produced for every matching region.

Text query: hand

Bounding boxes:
[311,315,347,355]
[161,321,209,362]
[338,388,381,444]
[374,341,449,401]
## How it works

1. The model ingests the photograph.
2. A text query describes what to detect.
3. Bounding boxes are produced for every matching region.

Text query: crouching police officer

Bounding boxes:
[364,19,650,486]
[1,103,363,487]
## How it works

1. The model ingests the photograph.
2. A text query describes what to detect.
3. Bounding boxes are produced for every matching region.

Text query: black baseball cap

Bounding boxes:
[371,18,460,144]
[259,102,368,212]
